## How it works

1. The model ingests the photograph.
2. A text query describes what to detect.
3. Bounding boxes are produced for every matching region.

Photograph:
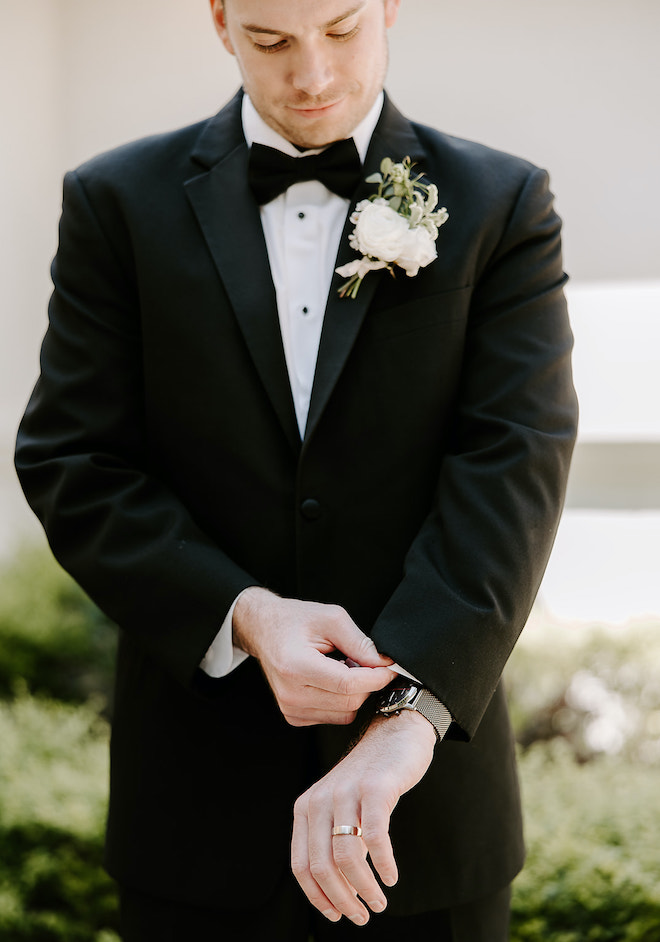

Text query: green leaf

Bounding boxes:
[365,173,383,185]
[388,196,402,212]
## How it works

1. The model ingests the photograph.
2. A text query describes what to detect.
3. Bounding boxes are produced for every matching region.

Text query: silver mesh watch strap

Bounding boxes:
[412,688,452,740]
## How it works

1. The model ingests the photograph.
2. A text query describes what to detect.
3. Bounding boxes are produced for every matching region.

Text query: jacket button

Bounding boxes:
[300,498,322,521]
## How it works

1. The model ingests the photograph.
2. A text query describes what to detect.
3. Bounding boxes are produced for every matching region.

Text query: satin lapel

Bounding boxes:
[184,102,301,454]
[303,98,425,445]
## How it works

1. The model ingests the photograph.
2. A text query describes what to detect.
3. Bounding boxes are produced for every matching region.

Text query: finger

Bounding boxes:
[296,687,367,714]
[278,688,364,726]
[331,801,388,915]
[285,707,359,727]
[306,655,395,696]
[306,796,370,926]
[360,802,398,889]
[291,800,342,923]
[324,618,395,670]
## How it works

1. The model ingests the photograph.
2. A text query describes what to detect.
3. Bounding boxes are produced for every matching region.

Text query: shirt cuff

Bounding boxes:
[200,590,251,678]
[390,662,422,683]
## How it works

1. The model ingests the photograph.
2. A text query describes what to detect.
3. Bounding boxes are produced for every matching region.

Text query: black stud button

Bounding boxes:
[300,499,322,521]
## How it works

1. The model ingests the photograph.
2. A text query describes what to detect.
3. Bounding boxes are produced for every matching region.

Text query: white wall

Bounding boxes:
[0,1,64,436]
[56,0,237,166]
[390,0,660,283]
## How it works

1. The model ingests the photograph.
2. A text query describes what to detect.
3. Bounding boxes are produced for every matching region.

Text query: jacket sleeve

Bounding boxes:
[370,166,578,740]
[14,169,258,690]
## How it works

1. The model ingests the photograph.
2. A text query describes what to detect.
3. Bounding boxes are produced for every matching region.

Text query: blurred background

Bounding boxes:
[1,2,659,939]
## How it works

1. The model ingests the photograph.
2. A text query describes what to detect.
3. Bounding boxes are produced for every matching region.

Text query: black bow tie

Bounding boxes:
[248,138,362,205]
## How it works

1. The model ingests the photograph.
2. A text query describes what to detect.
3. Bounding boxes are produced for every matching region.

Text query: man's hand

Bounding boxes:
[290,710,436,926]
[232,587,396,726]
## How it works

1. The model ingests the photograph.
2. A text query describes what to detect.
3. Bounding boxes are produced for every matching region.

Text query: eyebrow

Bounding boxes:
[242,3,366,36]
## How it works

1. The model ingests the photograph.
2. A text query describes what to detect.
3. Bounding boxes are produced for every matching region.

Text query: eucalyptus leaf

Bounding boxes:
[365,173,383,184]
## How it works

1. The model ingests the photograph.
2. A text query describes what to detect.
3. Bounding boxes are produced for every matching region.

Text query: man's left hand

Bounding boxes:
[290,710,436,926]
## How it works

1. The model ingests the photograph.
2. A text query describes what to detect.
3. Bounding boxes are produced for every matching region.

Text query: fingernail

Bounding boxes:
[369,899,386,913]
[323,910,341,923]
[351,913,368,926]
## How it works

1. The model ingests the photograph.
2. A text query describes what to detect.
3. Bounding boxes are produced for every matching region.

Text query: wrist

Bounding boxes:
[232,586,274,657]
[370,708,438,750]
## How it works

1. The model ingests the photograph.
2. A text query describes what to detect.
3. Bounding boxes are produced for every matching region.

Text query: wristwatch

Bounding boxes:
[376,681,451,740]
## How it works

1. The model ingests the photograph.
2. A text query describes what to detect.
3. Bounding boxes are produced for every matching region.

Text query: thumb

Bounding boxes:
[331,620,394,670]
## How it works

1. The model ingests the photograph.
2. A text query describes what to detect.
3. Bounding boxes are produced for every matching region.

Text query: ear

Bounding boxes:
[209,0,235,55]
[383,0,401,29]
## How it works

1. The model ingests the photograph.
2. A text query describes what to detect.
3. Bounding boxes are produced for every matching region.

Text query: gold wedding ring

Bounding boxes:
[331,825,363,837]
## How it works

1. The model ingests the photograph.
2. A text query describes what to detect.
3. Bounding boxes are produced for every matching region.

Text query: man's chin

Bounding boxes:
[285,122,350,150]
[278,104,354,149]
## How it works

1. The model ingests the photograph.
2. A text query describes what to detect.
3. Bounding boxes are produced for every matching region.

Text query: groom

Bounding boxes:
[15,0,578,938]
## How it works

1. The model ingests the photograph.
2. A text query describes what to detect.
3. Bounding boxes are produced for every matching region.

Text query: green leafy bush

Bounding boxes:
[0,545,116,706]
[512,741,660,941]
[0,693,119,940]
[508,623,660,941]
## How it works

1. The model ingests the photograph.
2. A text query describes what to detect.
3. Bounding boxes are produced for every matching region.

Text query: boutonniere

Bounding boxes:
[335,156,449,299]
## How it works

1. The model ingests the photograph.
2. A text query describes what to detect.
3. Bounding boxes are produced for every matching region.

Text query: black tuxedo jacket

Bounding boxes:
[16,91,577,914]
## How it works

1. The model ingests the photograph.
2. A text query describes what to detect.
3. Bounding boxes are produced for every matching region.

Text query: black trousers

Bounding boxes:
[119,876,511,942]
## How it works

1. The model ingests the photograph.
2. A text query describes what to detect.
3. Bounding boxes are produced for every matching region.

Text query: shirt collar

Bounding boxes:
[241,91,384,163]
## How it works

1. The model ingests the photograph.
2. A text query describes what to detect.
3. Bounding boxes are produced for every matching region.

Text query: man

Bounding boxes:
[15,0,578,938]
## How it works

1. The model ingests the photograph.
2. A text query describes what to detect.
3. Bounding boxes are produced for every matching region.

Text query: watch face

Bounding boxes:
[380,685,420,713]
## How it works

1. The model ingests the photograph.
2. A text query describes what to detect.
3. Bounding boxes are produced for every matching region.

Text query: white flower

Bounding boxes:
[397,226,438,277]
[335,257,389,281]
[336,155,449,299]
[350,200,411,263]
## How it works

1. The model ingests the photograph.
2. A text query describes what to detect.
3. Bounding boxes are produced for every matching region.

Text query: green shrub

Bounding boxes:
[0,545,116,706]
[0,693,119,940]
[512,740,660,941]
[507,624,660,938]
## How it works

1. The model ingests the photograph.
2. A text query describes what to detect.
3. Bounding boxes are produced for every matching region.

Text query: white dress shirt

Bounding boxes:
[245,93,384,438]
[200,95,451,738]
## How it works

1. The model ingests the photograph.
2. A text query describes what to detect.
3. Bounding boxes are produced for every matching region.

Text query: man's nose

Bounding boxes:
[291,45,333,96]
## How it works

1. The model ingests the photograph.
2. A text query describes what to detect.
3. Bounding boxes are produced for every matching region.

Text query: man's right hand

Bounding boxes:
[232,588,396,726]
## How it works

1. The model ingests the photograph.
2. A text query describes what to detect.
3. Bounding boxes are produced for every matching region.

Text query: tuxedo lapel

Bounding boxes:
[184,93,301,453]
[304,97,426,445]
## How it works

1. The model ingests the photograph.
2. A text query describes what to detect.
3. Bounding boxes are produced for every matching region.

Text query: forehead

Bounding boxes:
[225,0,372,32]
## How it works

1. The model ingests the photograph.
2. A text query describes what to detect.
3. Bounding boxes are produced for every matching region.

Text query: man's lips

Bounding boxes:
[288,99,343,118]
